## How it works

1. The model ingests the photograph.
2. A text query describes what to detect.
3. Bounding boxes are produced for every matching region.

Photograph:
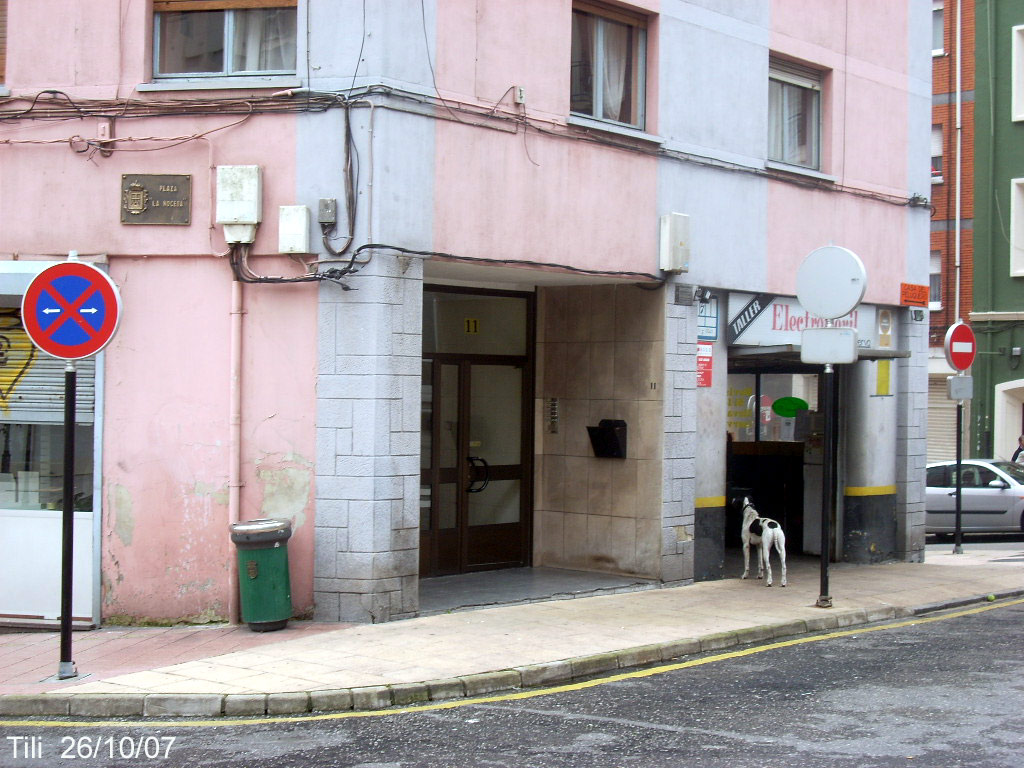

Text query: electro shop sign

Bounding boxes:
[727,292,877,348]
[22,260,122,360]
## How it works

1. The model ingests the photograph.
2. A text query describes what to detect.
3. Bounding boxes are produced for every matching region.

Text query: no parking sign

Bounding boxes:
[19,255,122,680]
[21,260,121,360]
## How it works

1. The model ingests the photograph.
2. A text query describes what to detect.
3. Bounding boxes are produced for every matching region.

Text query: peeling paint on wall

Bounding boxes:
[256,453,313,529]
[191,481,229,506]
[111,484,135,547]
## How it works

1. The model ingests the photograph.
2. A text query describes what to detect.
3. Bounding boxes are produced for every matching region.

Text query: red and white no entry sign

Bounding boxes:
[944,321,977,371]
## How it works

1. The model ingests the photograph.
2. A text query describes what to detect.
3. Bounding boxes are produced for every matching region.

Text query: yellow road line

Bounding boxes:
[4,596,1023,729]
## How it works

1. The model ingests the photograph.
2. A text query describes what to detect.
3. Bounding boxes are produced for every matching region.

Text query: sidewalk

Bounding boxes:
[1,547,1022,719]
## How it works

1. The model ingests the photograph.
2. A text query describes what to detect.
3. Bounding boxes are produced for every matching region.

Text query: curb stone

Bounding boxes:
[143,694,222,717]
[223,693,267,717]
[267,692,310,715]
[69,694,144,717]
[3,591,1021,719]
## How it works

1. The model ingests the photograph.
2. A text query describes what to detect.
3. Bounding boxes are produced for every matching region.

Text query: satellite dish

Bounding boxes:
[796,246,867,320]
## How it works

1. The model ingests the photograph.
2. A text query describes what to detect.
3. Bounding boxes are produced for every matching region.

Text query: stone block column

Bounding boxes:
[662,287,699,583]
[314,252,424,622]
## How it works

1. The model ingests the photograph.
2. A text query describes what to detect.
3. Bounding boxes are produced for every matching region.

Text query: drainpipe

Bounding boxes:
[228,277,243,623]
[955,0,963,322]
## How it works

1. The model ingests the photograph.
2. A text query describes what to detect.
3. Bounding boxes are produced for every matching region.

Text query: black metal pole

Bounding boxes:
[818,363,834,608]
[953,399,964,555]
[58,362,77,680]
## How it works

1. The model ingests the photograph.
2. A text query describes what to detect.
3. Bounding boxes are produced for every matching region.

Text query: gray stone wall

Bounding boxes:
[313,253,424,622]
[896,309,929,562]
[661,289,699,583]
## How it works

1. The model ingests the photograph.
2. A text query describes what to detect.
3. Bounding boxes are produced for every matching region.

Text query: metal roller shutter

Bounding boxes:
[0,309,95,424]
[927,375,966,463]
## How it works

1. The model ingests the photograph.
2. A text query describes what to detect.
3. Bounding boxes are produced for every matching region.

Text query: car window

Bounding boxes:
[992,461,1024,484]
[976,466,999,486]
[955,466,982,487]
[926,465,949,487]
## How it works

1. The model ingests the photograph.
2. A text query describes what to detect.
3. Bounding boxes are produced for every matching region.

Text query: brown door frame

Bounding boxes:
[420,286,535,577]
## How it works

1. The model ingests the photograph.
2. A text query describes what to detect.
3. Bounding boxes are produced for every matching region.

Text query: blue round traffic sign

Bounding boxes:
[21,261,122,360]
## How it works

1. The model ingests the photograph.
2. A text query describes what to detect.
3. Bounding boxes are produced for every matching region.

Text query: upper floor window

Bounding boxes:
[929,251,942,310]
[153,1,297,79]
[932,2,944,56]
[570,2,647,130]
[768,57,822,171]
[931,124,944,183]
[1,0,7,85]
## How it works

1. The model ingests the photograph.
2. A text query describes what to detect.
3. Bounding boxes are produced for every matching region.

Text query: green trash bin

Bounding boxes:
[230,518,293,632]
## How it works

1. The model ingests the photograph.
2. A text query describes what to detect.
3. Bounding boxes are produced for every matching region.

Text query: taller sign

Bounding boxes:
[21,261,122,360]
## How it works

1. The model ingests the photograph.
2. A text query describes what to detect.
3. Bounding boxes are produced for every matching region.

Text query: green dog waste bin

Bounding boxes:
[230,518,293,632]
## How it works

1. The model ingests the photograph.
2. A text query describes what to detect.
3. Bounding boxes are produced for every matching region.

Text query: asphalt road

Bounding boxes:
[2,597,1022,768]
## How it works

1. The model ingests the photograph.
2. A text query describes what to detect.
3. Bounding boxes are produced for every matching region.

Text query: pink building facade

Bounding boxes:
[0,1,931,626]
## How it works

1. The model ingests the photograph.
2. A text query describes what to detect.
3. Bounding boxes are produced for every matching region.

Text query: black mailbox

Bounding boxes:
[587,419,627,458]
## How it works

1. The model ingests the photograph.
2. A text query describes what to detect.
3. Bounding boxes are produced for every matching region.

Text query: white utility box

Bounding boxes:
[217,165,262,243]
[659,212,690,273]
[279,205,311,254]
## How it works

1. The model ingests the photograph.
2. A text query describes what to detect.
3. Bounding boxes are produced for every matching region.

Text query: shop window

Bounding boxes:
[570,2,647,129]
[727,373,820,443]
[768,57,822,171]
[0,424,94,512]
[153,1,297,78]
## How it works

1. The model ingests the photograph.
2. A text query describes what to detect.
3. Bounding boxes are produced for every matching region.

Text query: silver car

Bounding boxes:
[925,459,1024,534]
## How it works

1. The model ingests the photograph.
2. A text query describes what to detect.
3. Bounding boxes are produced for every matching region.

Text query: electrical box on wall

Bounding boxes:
[279,205,310,253]
[216,165,262,243]
[659,212,690,273]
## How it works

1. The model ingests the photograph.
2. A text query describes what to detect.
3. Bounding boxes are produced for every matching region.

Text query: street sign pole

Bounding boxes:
[818,362,835,608]
[796,246,866,610]
[943,322,976,557]
[954,396,963,555]
[21,252,122,682]
[58,361,77,679]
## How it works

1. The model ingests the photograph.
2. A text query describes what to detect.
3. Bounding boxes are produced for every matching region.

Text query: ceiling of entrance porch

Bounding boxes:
[423,257,663,290]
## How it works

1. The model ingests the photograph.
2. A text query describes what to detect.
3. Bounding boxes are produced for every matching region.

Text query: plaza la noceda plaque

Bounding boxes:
[120,174,191,225]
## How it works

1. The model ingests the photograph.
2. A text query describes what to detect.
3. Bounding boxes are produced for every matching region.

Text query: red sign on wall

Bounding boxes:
[697,343,713,387]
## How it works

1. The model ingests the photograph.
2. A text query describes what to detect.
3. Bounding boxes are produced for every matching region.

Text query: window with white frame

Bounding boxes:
[933,2,944,56]
[929,251,942,310]
[931,124,944,183]
[1013,25,1024,121]
[768,57,822,171]
[153,1,297,79]
[1011,178,1024,276]
[570,2,647,130]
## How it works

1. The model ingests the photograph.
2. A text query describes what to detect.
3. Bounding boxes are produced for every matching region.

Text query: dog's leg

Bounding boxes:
[741,540,750,579]
[776,530,787,587]
[761,536,773,586]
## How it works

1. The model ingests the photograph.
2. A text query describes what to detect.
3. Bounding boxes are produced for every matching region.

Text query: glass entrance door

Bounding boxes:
[420,358,529,576]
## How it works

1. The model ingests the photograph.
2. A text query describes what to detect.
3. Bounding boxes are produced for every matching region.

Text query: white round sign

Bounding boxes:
[795,246,867,320]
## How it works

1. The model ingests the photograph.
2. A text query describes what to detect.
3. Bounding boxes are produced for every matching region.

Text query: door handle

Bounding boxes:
[466,456,490,493]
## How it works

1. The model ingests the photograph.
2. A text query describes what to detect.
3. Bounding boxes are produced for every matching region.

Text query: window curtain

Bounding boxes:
[233,8,296,72]
[600,19,630,122]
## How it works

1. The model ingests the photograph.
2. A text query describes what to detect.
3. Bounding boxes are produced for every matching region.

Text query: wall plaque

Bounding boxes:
[120,174,191,225]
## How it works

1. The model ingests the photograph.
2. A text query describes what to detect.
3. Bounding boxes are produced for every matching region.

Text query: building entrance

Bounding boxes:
[420,288,533,577]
